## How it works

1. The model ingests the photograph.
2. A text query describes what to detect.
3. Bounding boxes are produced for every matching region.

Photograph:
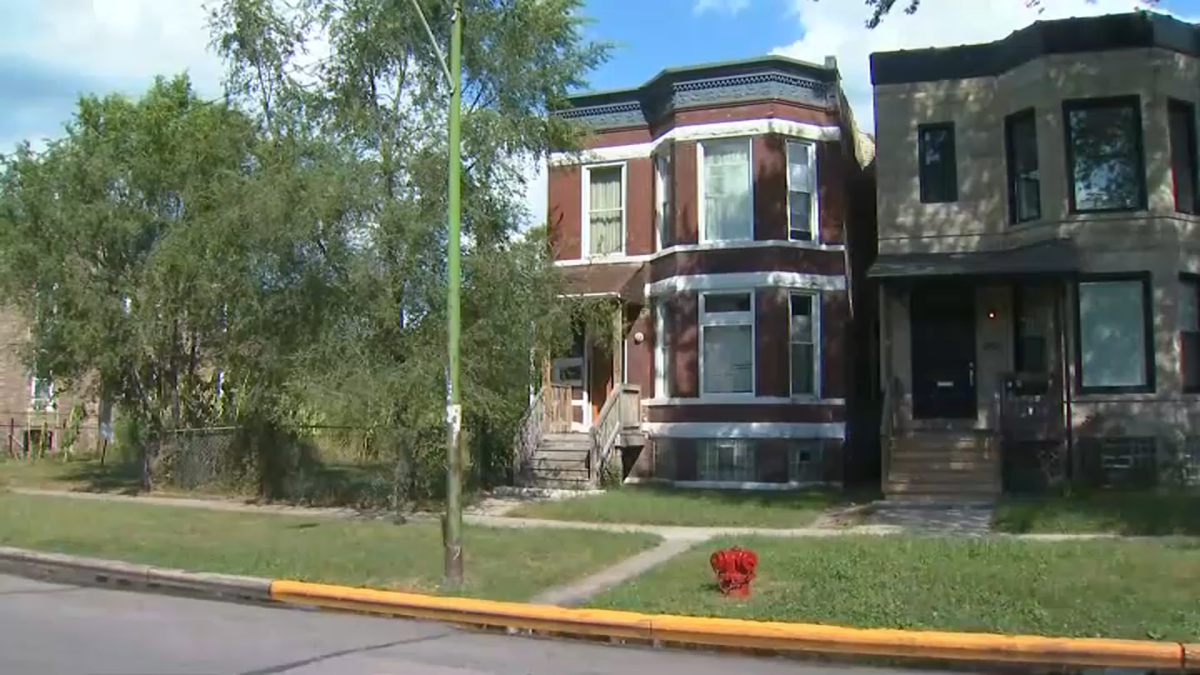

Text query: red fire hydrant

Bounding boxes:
[710,546,757,596]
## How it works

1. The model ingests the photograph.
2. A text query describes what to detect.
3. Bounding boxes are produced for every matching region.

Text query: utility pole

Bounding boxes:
[406,0,464,587]
[442,0,466,588]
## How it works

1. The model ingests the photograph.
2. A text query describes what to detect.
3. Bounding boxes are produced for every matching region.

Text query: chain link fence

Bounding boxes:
[152,426,439,510]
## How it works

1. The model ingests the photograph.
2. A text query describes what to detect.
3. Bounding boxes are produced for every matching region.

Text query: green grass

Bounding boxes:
[0,457,143,494]
[588,535,1200,641]
[993,490,1200,536]
[505,486,865,528]
[0,492,660,602]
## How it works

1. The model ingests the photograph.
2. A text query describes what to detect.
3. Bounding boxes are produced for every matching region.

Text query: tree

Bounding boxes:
[847,0,1160,29]
[208,0,611,497]
[0,75,365,487]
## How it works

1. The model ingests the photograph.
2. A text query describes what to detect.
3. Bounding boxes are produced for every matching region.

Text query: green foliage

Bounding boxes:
[847,0,1159,28]
[0,0,609,502]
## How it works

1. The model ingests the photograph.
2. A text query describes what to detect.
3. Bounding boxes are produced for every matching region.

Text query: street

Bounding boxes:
[0,573,949,675]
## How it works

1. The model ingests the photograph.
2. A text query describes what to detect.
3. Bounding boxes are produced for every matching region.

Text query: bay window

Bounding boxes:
[584,164,624,256]
[1075,275,1154,393]
[790,292,818,396]
[699,138,752,242]
[787,140,815,241]
[700,291,754,395]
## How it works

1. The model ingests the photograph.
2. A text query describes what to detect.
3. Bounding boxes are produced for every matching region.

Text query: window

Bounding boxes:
[786,140,815,241]
[654,152,672,250]
[1014,285,1050,374]
[1064,97,1145,212]
[699,138,752,242]
[698,439,754,482]
[653,301,669,397]
[29,376,54,412]
[1181,276,1200,393]
[700,291,754,395]
[1169,99,1198,214]
[551,326,585,386]
[1005,109,1040,223]
[584,165,624,256]
[790,293,818,395]
[1075,276,1154,393]
[918,123,957,203]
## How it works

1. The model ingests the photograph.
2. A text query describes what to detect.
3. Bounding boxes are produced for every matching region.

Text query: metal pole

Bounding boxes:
[443,0,465,588]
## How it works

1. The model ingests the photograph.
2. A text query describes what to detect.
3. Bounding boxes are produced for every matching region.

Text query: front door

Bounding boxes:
[910,284,976,419]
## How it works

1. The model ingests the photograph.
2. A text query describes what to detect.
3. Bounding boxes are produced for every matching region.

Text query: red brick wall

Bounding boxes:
[624,305,653,396]
[817,141,846,245]
[672,141,698,245]
[821,291,850,399]
[667,292,699,397]
[547,165,581,260]
[625,157,654,256]
[753,134,787,241]
[649,247,844,281]
[755,288,789,397]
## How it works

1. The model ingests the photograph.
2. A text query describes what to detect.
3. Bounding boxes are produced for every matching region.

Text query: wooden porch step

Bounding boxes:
[885,482,1000,498]
[529,477,593,490]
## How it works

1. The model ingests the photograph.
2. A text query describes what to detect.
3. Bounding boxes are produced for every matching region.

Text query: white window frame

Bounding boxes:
[697,137,754,244]
[788,291,821,398]
[654,151,671,251]
[29,376,54,412]
[786,139,818,242]
[699,290,756,397]
[581,162,627,258]
[654,301,667,397]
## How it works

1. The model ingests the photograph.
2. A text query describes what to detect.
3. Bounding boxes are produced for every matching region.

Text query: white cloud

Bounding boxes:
[694,0,751,16]
[3,0,223,96]
[523,159,549,232]
[771,0,1176,131]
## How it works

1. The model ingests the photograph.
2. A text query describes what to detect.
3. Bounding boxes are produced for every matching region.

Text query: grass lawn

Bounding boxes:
[505,485,866,528]
[0,492,660,602]
[993,490,1200,536]
[0,457,144,493]
[588,535,1200,641]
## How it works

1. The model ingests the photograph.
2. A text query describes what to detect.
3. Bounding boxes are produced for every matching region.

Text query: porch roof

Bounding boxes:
[868,239,1080,280]
[558,262,646,303]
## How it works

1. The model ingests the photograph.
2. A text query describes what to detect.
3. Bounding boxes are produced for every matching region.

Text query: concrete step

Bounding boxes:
[889,458,996,472]
[530,477,593,490]
[885,481,1000,497]
[887,470,997,484]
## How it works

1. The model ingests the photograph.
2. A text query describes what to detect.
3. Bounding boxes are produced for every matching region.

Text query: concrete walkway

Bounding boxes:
[529,536,706,606]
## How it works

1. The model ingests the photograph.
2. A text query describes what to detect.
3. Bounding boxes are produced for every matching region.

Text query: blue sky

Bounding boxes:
[1,0,1197,219]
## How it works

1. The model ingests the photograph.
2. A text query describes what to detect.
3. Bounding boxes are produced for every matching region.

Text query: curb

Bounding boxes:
[0,546,273,604]
[270,580,1191,670]
[0,546,1191,670]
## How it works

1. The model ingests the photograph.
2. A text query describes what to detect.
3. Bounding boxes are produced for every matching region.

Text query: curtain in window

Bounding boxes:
[702,324,753,393]
[703,140,751,241]
[1078,280,1147,388]
[588,167,622,255]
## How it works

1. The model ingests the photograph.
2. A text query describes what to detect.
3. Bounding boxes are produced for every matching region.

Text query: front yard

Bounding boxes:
[505,485,868,528]
[992,490,1200,536]
[588,535,1200,641]
[0,492,661,602]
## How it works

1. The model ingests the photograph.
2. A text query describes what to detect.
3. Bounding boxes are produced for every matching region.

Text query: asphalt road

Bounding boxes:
[0,573,953,675]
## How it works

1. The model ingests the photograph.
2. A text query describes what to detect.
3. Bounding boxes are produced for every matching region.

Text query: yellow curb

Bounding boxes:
[269,580,1185,669]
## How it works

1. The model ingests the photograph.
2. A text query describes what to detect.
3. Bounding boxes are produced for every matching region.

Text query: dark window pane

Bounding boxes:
[1066,100,1143,211]
[919,124,957,203]
[1169,100,1197,214]
[704,293,751,314]
[1006,110,1040,222]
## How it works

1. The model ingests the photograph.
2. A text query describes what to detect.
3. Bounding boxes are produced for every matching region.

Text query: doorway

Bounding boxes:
[910,284,976,419]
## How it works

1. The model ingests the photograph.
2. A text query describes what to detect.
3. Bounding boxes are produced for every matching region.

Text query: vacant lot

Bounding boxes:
[589,535,1200,641]
[0,492,660,602]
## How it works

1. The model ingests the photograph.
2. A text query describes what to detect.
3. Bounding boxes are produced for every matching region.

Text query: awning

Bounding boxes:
[868,239,1080,280]
[558,262,647,303]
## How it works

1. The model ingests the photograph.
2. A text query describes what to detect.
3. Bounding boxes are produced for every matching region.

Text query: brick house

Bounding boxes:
[0,306,97,456]
[518,55,877,489]
[870,11,1200,500]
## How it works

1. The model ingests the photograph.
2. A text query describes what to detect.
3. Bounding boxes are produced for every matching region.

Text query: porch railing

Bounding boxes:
[513,383,573,484]
[589,383,640,485]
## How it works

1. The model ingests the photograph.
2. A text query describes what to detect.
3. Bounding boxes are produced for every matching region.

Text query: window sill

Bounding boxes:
[642,396,845,406]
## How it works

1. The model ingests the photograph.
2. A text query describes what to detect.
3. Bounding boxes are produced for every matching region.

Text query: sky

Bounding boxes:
[2,0,1197,225]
